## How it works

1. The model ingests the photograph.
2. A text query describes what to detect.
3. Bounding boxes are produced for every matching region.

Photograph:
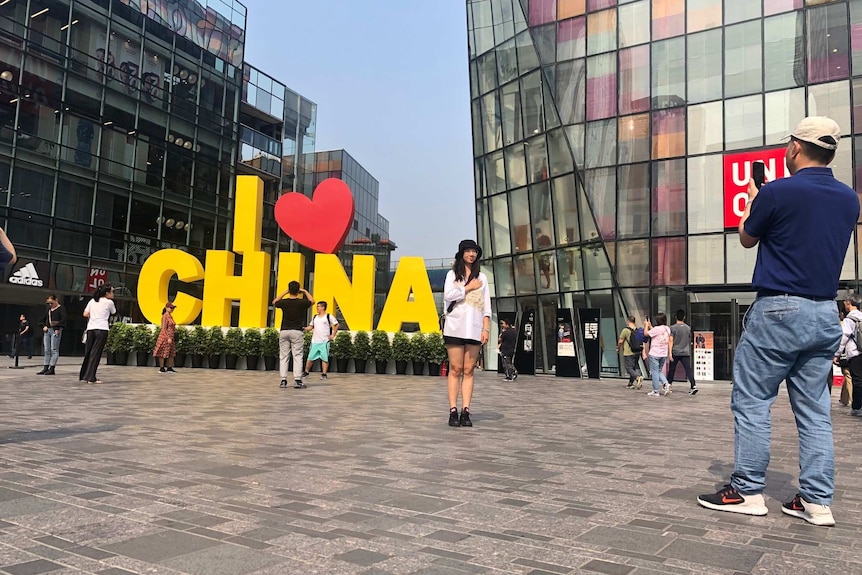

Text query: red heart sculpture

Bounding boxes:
[274,178,355,254]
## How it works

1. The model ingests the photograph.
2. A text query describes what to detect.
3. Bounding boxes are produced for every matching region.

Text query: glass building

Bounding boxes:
[0,0,246,352]
[467,0,862,379]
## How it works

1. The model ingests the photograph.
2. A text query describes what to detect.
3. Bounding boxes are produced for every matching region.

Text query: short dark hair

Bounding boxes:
[46,293,57,301]
[792,136,835,165]
[627,315,635,323]
[288,281,300,295]
[316,301,327,310]
[653,312,668,326]
[847,292,862,308]
[675,309,686,322]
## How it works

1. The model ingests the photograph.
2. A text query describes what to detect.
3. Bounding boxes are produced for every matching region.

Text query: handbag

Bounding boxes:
[439,301,457,331]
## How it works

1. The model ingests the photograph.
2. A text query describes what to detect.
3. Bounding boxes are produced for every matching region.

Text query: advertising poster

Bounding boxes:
[514,308,535,376]
[578,308,601,379]
[694,331,714,381]
[555,308,580,378]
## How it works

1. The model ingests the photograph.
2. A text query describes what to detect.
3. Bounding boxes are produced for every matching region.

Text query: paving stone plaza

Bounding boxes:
[0,359,860,575]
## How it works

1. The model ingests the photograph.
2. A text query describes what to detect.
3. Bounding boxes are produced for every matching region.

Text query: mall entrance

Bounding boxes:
[689,292,755,381]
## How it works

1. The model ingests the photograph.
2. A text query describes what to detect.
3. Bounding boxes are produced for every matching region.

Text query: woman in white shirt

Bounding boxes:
[79,284,116,384]
[443,240,492,427]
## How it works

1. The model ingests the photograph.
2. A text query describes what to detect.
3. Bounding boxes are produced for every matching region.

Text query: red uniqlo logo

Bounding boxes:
[86,269,108,293]
[723,147,790,229]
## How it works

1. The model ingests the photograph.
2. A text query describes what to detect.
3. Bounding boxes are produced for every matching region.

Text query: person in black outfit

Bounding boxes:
[17,314,31,359]
[272,281,313,389]
[37,294,66,375]
[497,319,518,381]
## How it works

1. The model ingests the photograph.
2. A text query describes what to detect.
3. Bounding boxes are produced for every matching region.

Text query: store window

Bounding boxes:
[687,29,722,104]
[652,159,686,236]
[689,235,725,285]
[652,108,685,159]
[547,128,574,176]
[587,9,616,56]
[725,95,763,150]
[616,239,649,287]
[556,247,584,291]
[765,88,804,144]
[808,2,849,84]
[585,119,616,168]
[505,143,528,188]
[558,0,586,20]
[584,167,616,239]
[553,174,580,245]
[688,102,723,155]
[808,81,851,137]
[764,12,805,91]
[586,52,616,120]
[726,233,758,283]
[724,0,761,25]
[687,155,724,234]
[652,0,684,41]
[618,162,650,239]
[510,187,532,252]
[725,21,762,98]
[764,0,802,17]
[494,257,516,297]
[556,59,585,125]
[687,0,721,32]
[11,164,53,215]
[514,254,537,294]
[652,37,685,105]
[653,237,686,286]
[557,17,585,61]
[619,1,649,48]
[619,45,649,114]
[618,113,650,163]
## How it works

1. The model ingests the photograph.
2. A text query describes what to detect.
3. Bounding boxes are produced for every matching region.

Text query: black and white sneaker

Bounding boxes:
[294,380,307,389]
[159,367,167,373]
[301,371,310,378]
[697,484,767,516]
[689,387,699,395]
[448,408,460,427]
[321,373,327,380]
[279,379,288,388]
[459,408,472,427]
[782,494,835,526]
[166,367,176,373]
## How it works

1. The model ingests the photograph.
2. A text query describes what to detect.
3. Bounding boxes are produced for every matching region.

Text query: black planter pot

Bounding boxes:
[175,353,187,368]
[190,354,204,368]
[207,355,221,369]
[412,361,425,376]
[264,356,277,371]
[115,351,128,366]
[354,359,367,374]
[375,360,389,374]
[136,352,150,367]
[224,354,238,370]
[246,355,260,370]
[395,360,408,375]
[337,358,350,373]
[428,362,441,376]
[106,351,116,365]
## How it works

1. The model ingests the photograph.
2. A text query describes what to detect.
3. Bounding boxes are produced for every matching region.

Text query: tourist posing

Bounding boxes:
[79,284,116,384]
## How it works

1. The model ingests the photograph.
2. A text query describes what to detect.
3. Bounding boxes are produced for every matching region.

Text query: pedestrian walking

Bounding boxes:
[697,116,858,527]
[668,310,697,395]
[79,284,116,384]
[617,315,643,389]
[37,294,66,375]
[838,310,854,406]
[643,314,672,397]
[443,239,492,427]
[16,314,32,359]
[838,295,862,416]
[498,319,517,381]
[302,301,338,380]
[273,281,312,389]
[153,302,178,374]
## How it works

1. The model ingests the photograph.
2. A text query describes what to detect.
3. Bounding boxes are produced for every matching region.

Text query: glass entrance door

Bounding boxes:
[690,293,755,381]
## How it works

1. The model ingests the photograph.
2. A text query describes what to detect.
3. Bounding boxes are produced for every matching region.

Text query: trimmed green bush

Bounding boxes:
[409,333,428,362]
[426,332,447,363]
[262,327,279,357]
[224,327,244,355]
[391,332,411,362]
[371,330,391,361]
[331,331,353,359]
[352,331,372,360]
[175,326,192,354]
[131,325,154,353]
[205,326,225,355]
[189,325,207,354]
[106,322,130,353]
[244,329,263,356]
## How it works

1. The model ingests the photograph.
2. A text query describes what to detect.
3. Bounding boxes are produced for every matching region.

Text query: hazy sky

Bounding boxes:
[241,0,475,261]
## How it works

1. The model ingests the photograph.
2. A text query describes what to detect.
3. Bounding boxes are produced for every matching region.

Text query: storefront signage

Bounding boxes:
[86,269,108,293]
[694,331,714,381]
[723,147,790,229]
[138,176,440,332]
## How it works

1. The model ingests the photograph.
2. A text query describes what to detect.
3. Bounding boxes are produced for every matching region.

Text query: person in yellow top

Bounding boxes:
[616,316,643,389]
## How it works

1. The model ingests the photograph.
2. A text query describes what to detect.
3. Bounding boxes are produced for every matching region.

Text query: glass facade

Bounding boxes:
[0,0,247,352]
[467,0,862,379]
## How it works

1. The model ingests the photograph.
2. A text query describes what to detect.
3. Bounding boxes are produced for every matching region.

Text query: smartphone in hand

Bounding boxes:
[752,161,766,189]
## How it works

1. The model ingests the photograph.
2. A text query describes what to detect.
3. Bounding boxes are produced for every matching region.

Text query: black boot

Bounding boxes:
[459,407,472,427]
[37,366,49,375]
[45,366,55,375]
[448,407,460,427]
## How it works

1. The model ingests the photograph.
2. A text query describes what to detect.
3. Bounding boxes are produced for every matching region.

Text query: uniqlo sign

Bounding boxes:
[723,147,790,229]
[86,268,108,293]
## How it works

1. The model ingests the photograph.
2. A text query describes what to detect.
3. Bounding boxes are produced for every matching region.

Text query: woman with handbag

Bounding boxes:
[442,239,492,427]
[79,284,116,384]
[836,294,862,415]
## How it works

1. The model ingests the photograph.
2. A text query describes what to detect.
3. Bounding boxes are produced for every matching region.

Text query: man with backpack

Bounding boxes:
[303,301,339,380]
[617,315,643,389]
[838,294,862,415]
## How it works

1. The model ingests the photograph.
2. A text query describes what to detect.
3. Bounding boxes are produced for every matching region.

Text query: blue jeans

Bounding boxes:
[43,329,62,366]
[730,295,840,505]
[648,355,667,391]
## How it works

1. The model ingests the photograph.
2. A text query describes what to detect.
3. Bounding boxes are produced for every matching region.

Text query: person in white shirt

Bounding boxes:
[443,239,492,428]
[303,301,339,380]
[79,284,116,384]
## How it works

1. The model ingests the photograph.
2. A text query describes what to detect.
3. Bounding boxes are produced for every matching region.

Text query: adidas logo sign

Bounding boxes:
[9,263,44,287]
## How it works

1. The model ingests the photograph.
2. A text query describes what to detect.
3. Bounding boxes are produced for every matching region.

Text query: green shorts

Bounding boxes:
[308,342,330,362]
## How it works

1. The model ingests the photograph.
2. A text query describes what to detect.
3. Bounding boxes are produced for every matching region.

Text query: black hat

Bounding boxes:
[456,239,482,260]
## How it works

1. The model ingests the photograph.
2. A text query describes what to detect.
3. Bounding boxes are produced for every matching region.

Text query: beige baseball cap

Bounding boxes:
[787,116,841,150]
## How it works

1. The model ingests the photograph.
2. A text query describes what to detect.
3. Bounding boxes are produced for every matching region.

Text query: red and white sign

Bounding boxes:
[723,147,790,229]
[86,268,108,293]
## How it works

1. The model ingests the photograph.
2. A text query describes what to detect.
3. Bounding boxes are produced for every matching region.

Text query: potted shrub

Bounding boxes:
[331,331,352,373]
[302,329,312,371]
[352,331,371,374]
[409,333,427,376]
[224,327,244,370]
[244,328,262,370]
[392,331,411,375]
[371,330,391,374]
[105,322,129,365]
[427,332,446,376]
[262,327,279,371]
[205,326,224,369]
[189,325,207,368]
[174,326,190,368]
[131,325,154,367]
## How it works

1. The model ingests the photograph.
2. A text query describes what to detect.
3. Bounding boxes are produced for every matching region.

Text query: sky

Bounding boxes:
[241,0,476,261]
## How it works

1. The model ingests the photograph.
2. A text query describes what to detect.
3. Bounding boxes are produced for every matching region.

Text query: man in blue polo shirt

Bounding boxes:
[698,117,859,527]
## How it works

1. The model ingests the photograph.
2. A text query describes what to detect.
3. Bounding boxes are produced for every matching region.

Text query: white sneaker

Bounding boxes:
[662,383,672,396]
[646,390,660,397]
[781,494,835,526]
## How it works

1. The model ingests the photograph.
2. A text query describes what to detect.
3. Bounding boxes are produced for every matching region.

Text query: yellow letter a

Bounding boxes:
[377,257,439,333]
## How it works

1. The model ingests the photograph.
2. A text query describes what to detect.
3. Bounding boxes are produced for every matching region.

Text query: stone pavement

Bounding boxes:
[0,358,860,575]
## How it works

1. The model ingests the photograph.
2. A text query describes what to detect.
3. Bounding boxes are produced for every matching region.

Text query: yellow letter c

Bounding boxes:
[137,249,204,325]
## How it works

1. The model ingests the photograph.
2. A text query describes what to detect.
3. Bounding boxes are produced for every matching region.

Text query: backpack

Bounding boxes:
[628,327,645,352]
[848,315,862,346]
